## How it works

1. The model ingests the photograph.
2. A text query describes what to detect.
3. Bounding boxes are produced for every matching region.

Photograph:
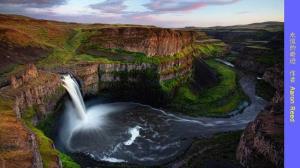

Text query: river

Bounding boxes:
[56,60,268,166]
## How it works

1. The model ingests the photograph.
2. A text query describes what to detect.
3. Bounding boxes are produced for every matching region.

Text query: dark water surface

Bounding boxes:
[56,74,267,166]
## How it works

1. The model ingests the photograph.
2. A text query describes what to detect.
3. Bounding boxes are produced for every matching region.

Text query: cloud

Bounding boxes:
[0,0,66,7]
[0,0,280,28]
[90,0,127,13]
[144,0,240,13]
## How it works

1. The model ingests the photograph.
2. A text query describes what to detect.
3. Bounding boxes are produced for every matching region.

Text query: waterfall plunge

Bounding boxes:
[61,74,86,120]
[59,74,111,151]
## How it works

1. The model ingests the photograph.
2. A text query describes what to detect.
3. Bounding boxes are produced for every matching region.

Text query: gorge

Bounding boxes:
[57,72,266,166]
[0,14,283,168]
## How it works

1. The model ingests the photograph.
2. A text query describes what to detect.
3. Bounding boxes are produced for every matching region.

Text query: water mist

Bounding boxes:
[57,74,266,165]
[59,74,110,151]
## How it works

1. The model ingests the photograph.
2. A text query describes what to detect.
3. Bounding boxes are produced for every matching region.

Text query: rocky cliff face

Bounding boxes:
[235,28,284,167]
[158,55,193,81]
[0,64,63,168]
[5,65,65,119]
[84,27,196,56]
[236,102,283,168]
[236,64,283,168]
[0,14,231,168]
[71,63,99,95]
[1,65,61,117]
[98,63,153,82]
[0,102,43,168]
[96,54,193,83]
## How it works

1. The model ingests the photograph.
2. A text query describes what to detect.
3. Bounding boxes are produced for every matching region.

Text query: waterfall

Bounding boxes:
[61,74,86,120]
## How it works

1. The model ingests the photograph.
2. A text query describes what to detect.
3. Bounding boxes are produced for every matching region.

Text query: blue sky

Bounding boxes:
[0,0,284,27]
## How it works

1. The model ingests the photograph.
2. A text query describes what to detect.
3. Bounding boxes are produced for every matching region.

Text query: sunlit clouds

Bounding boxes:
[0,0,284,27]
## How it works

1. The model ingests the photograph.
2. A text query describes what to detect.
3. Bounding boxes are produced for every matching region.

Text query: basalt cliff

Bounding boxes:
[81,27,196,56]
[0,14,283,168]
[0,14,227,168]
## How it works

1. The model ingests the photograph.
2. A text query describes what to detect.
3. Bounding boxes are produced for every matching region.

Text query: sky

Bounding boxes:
[0,0,284,27]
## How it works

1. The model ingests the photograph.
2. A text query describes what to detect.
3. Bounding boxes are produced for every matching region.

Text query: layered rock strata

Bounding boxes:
[0,64,62,168]
[85,27,196,56]
[237,64,284,168]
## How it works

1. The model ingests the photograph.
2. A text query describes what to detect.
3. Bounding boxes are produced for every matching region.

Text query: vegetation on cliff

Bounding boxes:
[22,106,80,168]
[164,59,246,117]
[0,98,38,168]
[0,14,252,168]
[193,43,226,57]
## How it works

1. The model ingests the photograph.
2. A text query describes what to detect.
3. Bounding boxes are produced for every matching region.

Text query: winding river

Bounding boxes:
[56,61,268,166]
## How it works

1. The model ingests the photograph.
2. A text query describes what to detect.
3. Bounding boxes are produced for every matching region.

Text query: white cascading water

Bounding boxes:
[57,73,266,165]
[59,74,111,152]
[61,74,86,120]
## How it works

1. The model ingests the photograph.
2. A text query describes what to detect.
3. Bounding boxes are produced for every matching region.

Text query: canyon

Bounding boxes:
[80,27,196,56]
[0,14,283,168]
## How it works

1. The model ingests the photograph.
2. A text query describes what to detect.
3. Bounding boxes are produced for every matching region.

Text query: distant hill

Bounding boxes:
[186,21,284,32]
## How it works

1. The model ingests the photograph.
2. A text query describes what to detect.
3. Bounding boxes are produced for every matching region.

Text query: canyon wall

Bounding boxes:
[158,55,193,81]
[192,57,218,89]
[236,64,284,168]
[0,22,222,168]
[98,63,154,83]
[0,64,63,168]
[83,27,196,56]
[70,63,99,95]
[0,105,43,168]
[1,64,64,119]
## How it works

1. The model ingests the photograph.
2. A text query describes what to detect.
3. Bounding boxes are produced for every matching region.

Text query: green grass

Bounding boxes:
[59,152,80,168]
[76,44,160,64]
[78,42,195,65]
[167,60,247,117]
[22,107,80,168]
[22,107,59,168]
[74,54,117,63]
[37,29,92,67]
[160,75,190,93]
[176,86,198,101]
[197,59,237,103]
[193,44,224,57]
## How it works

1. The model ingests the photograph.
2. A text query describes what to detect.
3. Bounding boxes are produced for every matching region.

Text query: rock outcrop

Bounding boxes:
[0,102,43,168]
[236,104,284,167]
[236,64,284,168]
[4,65,65,119]
[84,27,196,56]
[0,64,63,168]
[158,55,193,81]
[71,63,99,95]
[236,100,284,168]
[98,63,153,82]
